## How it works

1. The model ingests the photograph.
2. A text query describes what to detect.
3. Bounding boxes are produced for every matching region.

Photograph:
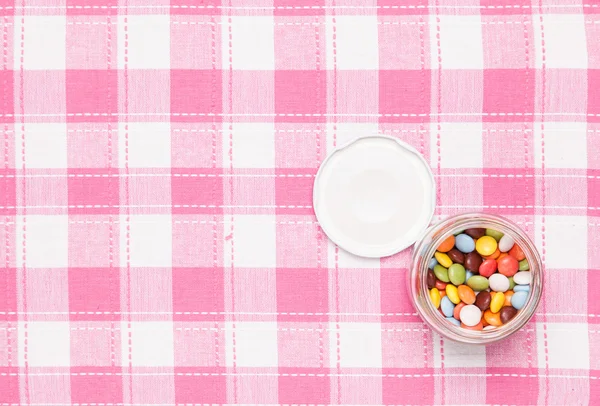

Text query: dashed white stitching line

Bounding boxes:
[0,220,320,225]
[1,204,600,209]
[0,311,598,316]
[0,173,598,179]
[31,20,599,26]
[0,204,313,208]
[0,372,596,379]
[0,112,598,117]
[0,3,597,8]
[0,173,315,178]
[3,129,599,134]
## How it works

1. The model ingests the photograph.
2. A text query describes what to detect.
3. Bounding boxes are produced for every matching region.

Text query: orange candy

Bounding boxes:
[498,253,508,261]
[484,309,503,326]
[437,235,455,253]
[461,321,483,331]
[481,317,490,327]
[485,248,501,260]
[439,290,446,298]
[454,302,466,320]
[504,290,514,307]
[509,244,526,261]
[457,285,476,305]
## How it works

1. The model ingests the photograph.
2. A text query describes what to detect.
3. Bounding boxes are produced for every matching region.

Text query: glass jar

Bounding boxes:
[409,213,543,344]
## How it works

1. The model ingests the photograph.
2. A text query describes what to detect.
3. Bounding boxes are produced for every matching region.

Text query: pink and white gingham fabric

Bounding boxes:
[0,0,599,404]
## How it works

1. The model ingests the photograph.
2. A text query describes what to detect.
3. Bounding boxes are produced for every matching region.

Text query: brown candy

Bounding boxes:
[464,252,483,273]
[465,228,486,239]
[475,291,491,311]
[427,269,436,289]
[447,248,465,264]
[499,306,518,324]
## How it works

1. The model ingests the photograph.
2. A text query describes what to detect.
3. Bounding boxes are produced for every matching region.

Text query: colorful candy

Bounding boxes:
[460,305,483,327]
[467,275,489,291]
[513,271,531,285]
[479,259,497,278]
[427,270,436,289]
[441,296,455,317]
[490,291,505,313]
[457,285,476,305]
[437,235,455,253]
[430,288,441,308]
[465,228,485,239]
[433,265,450,283]
[464,252,483,273]
[427,227,533,332]
[454,302,466,319]
[483,309,503,326]
[500,306,518,323]
[497,255,519,277]
[489,273,509,292]
[455,234,475,253]
[476,236,498,256]
[475,291,491,311]
[435,252,453,268]
[509,244,526,261]
[485,229,504,242]
[498,234,515,252]
[446,284,460,304]
[511,291,528,310]
[448,264,466,285]
[447,248,465,264]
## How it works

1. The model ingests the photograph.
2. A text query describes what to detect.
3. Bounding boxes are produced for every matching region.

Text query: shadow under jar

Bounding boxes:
[410,213,543,345]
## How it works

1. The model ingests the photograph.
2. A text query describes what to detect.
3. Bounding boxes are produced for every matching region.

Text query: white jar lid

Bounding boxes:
[313,135,436,258]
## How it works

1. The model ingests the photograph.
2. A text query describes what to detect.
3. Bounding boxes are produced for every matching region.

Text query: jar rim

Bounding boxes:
[410,212,543,344]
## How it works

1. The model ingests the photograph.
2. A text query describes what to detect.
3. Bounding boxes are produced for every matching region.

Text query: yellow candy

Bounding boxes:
[445,284,460,305]
[434,251,453,268]
[430,288,441,309]
[476,236,498,256]
[490,291,505,313]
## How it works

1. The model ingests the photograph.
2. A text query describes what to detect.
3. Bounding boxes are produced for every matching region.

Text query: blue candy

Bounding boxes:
[511,291,529,310]
[466,270,474,281]
[429,258,438,270]
[446,317,461,326]
[440,296,455,317]
[455,234,475,253]
[514,284,530,292]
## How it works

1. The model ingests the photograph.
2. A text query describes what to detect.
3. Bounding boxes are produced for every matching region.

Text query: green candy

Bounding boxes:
[508,276,516,290]
[519,259,529,271]
[485,228,504,242]
[448,263,466,285]
[433,265,450,283]
[467,275,489,291]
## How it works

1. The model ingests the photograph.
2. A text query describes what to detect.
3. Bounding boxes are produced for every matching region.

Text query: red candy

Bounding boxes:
[461,321,483,331]
[454,302,466,320]
[497,255,519,277]
[478,259,497,278]
[435,280,448,290]
[509,244,526,261]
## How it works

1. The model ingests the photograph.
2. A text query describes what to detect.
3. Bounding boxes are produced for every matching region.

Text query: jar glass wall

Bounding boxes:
[410,213,543,344]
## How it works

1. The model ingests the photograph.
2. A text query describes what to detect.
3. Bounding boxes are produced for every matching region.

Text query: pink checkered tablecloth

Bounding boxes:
[0,0,599,404]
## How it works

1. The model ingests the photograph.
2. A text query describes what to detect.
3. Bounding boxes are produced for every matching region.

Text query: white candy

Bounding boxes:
[498,234,515,253]
[513,271,531,285]
[489,273,510,292]
[483,326,497,331]
[460,304,482,327]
